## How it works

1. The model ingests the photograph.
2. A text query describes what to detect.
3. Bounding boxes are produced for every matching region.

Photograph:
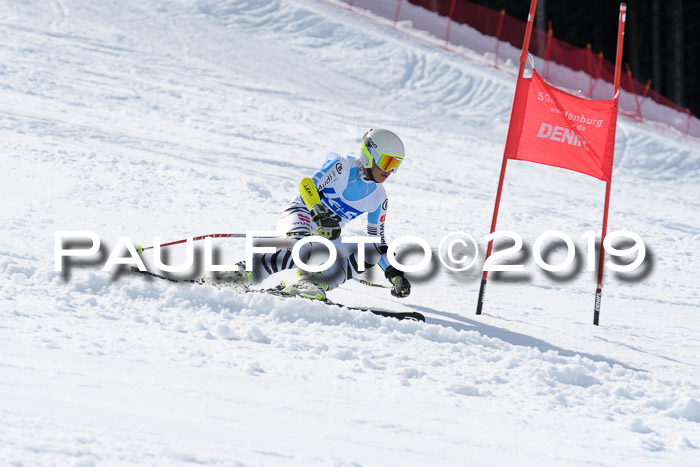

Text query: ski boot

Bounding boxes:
[282,271,329,300]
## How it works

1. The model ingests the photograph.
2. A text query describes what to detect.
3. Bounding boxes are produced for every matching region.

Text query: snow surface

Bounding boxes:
[1,0,699,465]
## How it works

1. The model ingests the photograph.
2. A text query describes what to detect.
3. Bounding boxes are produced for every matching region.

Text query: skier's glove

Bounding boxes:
[385,265,411,298]
[310,204,341,240]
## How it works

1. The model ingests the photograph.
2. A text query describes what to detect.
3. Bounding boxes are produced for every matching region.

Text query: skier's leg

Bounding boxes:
[245,199,314,283]
[275,199,315,239]
[321,241,384,290]
[214,200,313,289]
[283,240,384,298]
[249,241,312,283]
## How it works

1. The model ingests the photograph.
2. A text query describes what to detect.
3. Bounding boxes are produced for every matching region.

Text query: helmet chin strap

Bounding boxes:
[362,165,376,182]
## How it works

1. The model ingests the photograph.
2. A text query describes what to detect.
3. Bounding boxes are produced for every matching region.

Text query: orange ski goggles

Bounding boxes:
[362,135,404,173]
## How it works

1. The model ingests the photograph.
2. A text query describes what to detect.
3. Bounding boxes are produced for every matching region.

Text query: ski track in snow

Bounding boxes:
[1,0,699,465]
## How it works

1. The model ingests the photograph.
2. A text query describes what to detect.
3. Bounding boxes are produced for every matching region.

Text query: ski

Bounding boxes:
[129,267,201,283]
[129,267,425,322]
[259,284,425,322]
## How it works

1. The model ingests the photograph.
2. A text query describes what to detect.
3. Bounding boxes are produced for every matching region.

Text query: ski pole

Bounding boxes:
[132,266,391,289]
[352,278,393,289]
[137,230,317,254]
[138,233,246,253]
[136,233,392,289]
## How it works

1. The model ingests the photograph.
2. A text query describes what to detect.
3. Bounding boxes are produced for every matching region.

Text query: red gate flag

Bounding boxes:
[476,1,627,326]
[504,70,618,182]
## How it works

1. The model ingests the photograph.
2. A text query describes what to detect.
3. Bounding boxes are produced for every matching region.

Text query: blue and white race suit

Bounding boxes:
[252,153,392,288]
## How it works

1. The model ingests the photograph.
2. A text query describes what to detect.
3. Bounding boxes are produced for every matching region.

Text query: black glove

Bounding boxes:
[310,204,341,240]
[385,265,411,298]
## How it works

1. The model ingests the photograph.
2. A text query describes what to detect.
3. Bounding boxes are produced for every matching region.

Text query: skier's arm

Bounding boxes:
[299,177,322,210]
[367,202,389,270]
[298,177,341,240]
[367,198,410,298]
[300,152,343,209]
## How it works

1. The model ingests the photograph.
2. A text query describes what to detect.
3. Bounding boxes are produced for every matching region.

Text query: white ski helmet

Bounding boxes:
[360,128,405,173]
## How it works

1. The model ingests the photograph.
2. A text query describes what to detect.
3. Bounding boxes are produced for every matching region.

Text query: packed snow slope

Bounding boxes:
[1,0,699,465]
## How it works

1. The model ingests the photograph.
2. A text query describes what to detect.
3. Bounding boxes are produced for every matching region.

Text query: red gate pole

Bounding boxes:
[494,9,505,68]
[444,0,457,50]
[392,0,403,29]
[593,3,626,326]
[685,109,692,137]
[477,0,538,315]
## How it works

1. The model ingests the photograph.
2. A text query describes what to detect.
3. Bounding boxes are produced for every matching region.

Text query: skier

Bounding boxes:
[216,128,412,300]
